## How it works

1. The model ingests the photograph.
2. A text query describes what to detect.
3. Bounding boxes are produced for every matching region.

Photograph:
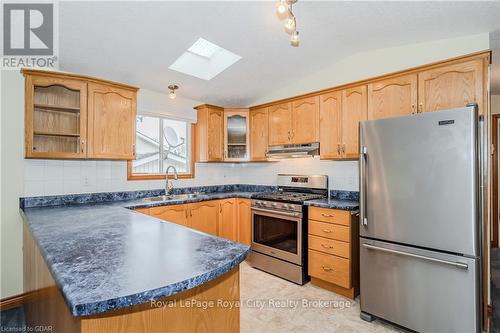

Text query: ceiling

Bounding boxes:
[58,1,500,106]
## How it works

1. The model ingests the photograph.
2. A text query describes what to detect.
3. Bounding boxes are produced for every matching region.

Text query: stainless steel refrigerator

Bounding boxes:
[359,105,484,333]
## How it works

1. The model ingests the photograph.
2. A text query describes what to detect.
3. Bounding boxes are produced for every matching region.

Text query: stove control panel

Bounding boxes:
[251,200,302,213]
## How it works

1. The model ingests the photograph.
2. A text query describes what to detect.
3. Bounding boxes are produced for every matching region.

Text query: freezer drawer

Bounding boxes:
[360,238,480,333]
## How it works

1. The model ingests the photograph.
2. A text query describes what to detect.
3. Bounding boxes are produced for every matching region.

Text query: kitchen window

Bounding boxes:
[127,115,194,180]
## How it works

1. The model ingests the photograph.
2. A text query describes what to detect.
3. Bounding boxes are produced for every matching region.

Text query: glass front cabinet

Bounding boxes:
[223,109,250,162]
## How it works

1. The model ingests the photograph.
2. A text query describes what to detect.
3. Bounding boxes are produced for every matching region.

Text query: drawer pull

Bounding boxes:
[321,213,335,218]
[322,229,332,233]
[321,243,334,249]
[322,265,334,272]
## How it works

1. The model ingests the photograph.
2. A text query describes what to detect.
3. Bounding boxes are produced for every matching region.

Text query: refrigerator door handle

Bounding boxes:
[362,243,469,270]
[360,146,368,226]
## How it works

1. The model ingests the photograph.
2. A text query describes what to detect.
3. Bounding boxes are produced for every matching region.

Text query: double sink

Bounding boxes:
[143,193,209,202]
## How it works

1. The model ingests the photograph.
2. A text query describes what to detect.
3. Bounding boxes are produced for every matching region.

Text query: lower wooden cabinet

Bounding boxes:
[137,198,251,244]
[189,201,219,236]
[308,206,359,299]
[219,198,238,241]
[149,205,188,227]
[237,199,251,245]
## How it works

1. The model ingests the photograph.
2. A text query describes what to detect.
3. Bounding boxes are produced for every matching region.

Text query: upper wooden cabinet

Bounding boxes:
[250,107,269,161]
[319,91,343,159]
[268,97,319,146]
[418,59,484,114]
[368,74,417,120]
[268,102,292,145]
[223,109,250,162]
[291,96,320,144]
[342,85,368,158]
[23,69,138,160]
[195,105,224,162]
[87,83,136,159]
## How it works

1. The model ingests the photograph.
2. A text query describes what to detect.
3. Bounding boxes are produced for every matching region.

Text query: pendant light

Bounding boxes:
[275,0,300,47]
[168,85,179,99]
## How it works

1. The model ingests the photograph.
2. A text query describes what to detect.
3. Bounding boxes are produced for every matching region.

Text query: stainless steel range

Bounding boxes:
[248,174,328,285]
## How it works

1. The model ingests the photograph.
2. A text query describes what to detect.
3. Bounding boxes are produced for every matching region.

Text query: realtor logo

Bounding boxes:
[3,3,53,56]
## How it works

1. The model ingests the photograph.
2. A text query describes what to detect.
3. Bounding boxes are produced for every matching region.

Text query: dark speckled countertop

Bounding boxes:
[21,192,253,317]
[20,185,358,317]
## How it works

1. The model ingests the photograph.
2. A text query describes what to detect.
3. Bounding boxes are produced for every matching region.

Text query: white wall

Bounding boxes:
[254,33,490,105]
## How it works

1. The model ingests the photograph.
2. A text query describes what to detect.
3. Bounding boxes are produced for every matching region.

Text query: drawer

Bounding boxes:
[308,249,351,289]
[309,220,350,242]
[308,206,350,226]
[308,235,350,259]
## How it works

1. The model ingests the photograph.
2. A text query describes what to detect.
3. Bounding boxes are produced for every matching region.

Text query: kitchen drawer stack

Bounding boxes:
[308,206,359,299]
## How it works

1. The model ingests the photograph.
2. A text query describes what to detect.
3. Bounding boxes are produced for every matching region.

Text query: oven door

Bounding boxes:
[251,207,302,265]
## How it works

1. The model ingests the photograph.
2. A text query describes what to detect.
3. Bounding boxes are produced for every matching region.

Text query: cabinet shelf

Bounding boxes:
[34,104,80,113]
[34,130,80,137]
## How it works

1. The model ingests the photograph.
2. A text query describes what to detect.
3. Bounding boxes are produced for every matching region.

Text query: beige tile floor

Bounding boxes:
[240,262,402,333]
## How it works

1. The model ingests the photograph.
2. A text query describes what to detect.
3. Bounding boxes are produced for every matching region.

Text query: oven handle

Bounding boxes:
[251,207,302,219]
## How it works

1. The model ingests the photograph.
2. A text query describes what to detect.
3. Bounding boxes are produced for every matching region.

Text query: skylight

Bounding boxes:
[169,38,242,81]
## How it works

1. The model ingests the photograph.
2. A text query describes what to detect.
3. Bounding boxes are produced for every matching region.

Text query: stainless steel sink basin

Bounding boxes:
[143,193,207,202]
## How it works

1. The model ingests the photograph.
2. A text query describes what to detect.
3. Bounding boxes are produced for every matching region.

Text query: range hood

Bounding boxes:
[266,142,320,159]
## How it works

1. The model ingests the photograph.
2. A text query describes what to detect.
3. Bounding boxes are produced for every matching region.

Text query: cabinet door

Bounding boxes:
[418,59,484,114]
[25,75,87,159]
[224,110,249,162]
[150,205,188,227]
[250,107,269,161]
[292,96,319,144]
[237,199,252,246]
[342,85,367,158]
[87,83,136,159]
[218,198,238,241]
[319,91,342,159]
[368,74,417,120]
[207,108,224,161]
[189,201,219,236]
[268,102,292,145]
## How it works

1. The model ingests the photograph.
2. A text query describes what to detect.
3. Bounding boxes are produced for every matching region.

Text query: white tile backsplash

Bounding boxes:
[23,157,359,197]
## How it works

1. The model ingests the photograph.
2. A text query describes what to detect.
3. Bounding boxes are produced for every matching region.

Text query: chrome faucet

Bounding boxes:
[165,165,178,195]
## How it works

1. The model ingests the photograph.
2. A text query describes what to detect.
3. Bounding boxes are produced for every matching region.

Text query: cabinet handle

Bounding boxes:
[336,144,340,155]
[342,144,346,154]
[81,140,85,153]
[411,104,416,115]
[322,265,334,272]
[322,229,332,233]
[321,213,335,218]
[190,209,193,217]
[418,103,423,113]
[321,243,334,249]
[185,209,188,219]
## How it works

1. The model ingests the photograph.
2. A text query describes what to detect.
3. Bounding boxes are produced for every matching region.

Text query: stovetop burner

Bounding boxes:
[251,191,326,204]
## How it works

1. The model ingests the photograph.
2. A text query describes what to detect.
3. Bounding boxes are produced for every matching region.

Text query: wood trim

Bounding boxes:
[21,68,139,91]
[249,50,491,110]
[194,104,224,111]
[127,124,196,180]
[492,114,499,248]
[0,291,37,311]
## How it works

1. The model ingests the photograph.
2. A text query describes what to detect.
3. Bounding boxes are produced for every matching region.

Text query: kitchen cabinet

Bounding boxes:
[87,82,136,159]
[319,86,367,160]
[218,198,238,241]
[22,69,138,160]
[250,107,269,161]
[134,207,150,215]
[308,206,359,299]
[341,85,367,159]
[237,199,252,245]
[149,204,189,227]
[268,102,292,145]
[291,96,320,144]
[319,91,343,159]
[367,74,417,120]
[418,59,484,114]
[195,105,224,162]
[189,200,219,236]
[223,109,250,161]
